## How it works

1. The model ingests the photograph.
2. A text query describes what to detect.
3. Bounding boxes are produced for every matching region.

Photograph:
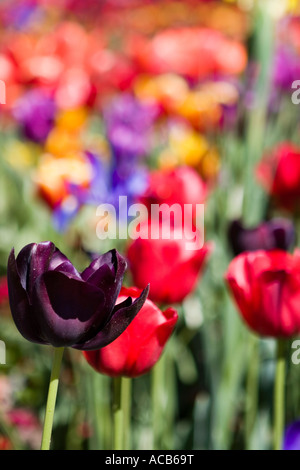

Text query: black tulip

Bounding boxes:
[7,241,149,350]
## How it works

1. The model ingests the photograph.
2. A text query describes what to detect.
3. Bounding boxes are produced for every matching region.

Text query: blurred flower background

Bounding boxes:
[1,0,300,451]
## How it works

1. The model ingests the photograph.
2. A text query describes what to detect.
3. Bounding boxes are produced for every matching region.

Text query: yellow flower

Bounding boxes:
[198,148,221,181]
[134,73,188,112]
[169,128,209,167]
[55,107,89,133]
[175,90,222,130]
[158,125,220,180]
[287,0,300,12]
[4,141,39,169]
[34,152,93,207]
[45,127,83,157]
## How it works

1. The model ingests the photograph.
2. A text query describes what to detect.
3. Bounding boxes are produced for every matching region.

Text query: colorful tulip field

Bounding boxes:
[1,0,300,452]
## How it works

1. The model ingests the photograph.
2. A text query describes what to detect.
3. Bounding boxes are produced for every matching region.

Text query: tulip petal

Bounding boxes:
[53,260,81,278]
[128,306,178,376]
[83,250,127,315]
[81,249,120,281]
[7,249,47,345]
[15,241,77,297]
[14,243,36,290]
[32,271,107,347]
[73,284,150,350]
[49,248,82,279]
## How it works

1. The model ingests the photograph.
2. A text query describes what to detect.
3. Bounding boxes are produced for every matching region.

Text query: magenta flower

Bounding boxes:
[12,89,56,143]
[7,241,149,350]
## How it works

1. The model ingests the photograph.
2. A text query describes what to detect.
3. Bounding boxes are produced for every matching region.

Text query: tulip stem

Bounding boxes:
[122,377,132,449]
[152,354,166,450]
[112,377,131,450]
[245,335,259,449]
[274,339,286,451]
[41,347,64,450]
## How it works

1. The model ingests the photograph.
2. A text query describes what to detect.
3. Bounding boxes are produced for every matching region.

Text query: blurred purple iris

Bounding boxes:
[49,94,157,231]
[228,218,295,256]
[0,0,41,30]
[104,93,158,161]
[104,94,156,210]
[13,89,56,143]
[52,151,149,232]
[7,241,149,350]
[273,46,300,92]
[283,420,300,450]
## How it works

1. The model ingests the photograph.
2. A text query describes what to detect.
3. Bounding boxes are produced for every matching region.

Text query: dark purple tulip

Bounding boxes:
[228,218,295,256]
[7,242,149,350]
[283,421,300,450]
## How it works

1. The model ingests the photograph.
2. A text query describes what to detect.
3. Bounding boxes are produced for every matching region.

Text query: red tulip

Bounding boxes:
[83,287,178,377]
[225,249,300,338]
[139,166,208,213]
[130,28,247,80]
[256,142,300,211]
[0,436,11,451]
[127,220,211,304]
[0,277,8,306]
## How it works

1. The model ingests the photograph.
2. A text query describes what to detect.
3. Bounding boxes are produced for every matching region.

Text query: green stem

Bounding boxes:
[96,374,112,450]
[122,377,132,450]
[274,339,286,451]
[151,355,165,450]
[245,335,259,449]
[40,347,64,450]
[113,376,131,450]
[86,369,112,450]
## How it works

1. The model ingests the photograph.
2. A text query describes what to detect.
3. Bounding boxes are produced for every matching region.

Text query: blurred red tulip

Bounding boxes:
[127,220,211,304]
[55,68,96,109]
[0,436,11,450]
[0,53,17,84]
[7,408,42,450]
[139,165,208,213]
[225,249,300,338]
[129,27,247,79]
[0,277,8,306]
[83,287,178,377]
[256,142,300,211]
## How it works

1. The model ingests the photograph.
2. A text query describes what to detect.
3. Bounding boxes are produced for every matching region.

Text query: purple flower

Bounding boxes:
[108,125,149,163]
[0,0,41,30]
[13,89,56,143]
[273,46,300,91]
[105,93,157,134]
[7,241,149,350]
[52,196,81,233]
[283,420,300,450]
[228,218,295,256]
[104,93,158,161]
[49,151,149,232]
